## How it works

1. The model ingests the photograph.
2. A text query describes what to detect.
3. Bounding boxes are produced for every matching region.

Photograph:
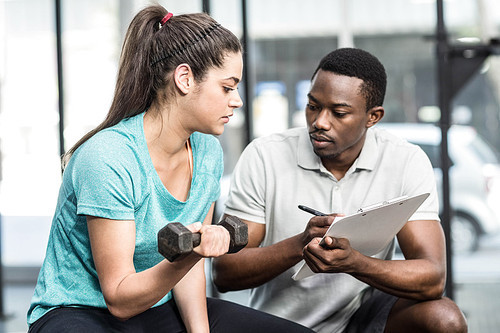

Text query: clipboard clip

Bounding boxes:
[357,200,391,213]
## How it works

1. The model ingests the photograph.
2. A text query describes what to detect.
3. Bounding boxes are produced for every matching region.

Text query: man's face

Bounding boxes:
[305,70,372,162]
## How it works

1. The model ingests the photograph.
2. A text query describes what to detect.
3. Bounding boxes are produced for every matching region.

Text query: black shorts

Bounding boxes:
[28,297,313,333]
[345,288,398,333]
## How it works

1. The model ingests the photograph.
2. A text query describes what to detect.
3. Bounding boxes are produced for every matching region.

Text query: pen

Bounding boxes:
[298,205,332,247]
[298,205,327,216]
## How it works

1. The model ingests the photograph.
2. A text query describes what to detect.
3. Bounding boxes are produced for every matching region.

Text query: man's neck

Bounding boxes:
[321,136,366,181]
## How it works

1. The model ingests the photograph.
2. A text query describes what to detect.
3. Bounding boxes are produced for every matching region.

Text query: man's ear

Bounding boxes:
[174,63,194,94]
[366,106,384,128]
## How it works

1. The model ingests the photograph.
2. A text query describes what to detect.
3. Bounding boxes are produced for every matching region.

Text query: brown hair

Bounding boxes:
[63,4,242,166]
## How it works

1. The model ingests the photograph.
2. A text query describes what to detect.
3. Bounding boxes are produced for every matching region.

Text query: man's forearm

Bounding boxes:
[212,235,304,292]
[351,254,446,300]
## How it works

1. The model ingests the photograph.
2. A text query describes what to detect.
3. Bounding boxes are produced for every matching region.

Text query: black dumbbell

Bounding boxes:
[158,215,248,262]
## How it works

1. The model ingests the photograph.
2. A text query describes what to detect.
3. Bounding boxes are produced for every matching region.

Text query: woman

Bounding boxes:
[27,5,312,333]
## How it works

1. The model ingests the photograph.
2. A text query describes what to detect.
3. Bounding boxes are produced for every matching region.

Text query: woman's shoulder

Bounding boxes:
[191,132,222,156]
[191,132,223,177]
[80,130,135,161]
[67,122,145,179]
[79,117,143,158]
[192,131,220,146]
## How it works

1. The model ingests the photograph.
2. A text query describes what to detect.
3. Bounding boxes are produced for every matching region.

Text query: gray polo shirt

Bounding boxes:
[224,126,440,332]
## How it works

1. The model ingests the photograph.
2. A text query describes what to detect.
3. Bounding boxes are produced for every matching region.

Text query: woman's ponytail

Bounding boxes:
[63,5,241,167]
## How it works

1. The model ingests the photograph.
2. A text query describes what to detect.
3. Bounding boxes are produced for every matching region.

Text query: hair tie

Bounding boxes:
[160,12,173,26]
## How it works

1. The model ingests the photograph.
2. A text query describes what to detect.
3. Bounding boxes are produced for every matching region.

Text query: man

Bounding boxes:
[212,48,467,332]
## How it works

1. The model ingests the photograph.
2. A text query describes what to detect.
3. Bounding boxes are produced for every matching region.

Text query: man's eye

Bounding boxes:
[306,103,321,111]
[224,87,234,93]
[334,111,347,118]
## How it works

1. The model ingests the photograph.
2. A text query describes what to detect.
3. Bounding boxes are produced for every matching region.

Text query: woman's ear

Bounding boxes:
[366,106,384,128]
[174,63,194,94]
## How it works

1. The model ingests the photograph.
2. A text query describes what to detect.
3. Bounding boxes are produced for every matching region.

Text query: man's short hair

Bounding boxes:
[312,48,387,110]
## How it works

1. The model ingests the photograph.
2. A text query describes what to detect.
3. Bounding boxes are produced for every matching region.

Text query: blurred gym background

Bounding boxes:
[1,0,500,331]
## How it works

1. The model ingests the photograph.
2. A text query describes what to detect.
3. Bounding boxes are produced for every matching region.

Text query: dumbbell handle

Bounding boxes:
[191,233,201,248]
[179,224,246,251]
[158,215,248,262]
[168,225,229,251]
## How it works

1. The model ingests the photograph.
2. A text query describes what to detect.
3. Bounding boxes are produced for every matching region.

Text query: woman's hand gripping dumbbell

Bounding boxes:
[158,215,248,262]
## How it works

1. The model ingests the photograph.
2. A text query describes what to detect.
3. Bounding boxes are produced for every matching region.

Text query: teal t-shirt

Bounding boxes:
[27,112,223,325]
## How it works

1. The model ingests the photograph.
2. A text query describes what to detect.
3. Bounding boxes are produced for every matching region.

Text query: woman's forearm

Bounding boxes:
[173,259,210,333]
[104,254,201,320]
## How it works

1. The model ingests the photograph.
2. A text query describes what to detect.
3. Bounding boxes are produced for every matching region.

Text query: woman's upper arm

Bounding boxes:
[87,216,137,301]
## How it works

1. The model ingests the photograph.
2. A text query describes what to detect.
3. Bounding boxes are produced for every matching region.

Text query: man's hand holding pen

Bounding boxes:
[298,205,344,248]
[297,204,355,273]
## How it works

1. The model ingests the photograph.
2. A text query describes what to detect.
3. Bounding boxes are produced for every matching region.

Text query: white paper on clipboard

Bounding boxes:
[292,193,430,281]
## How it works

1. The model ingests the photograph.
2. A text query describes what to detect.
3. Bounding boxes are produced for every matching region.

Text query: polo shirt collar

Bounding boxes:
[297,127,378,172]
[297,128,321,170]
[354,128,378,171]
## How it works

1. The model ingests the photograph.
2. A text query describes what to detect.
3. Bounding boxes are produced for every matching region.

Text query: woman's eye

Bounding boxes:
[224,87,234,93]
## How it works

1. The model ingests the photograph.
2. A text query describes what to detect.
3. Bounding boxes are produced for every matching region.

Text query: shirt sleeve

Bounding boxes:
[403,147,441,222]
[71,134,138,221]
[224,141,267,224]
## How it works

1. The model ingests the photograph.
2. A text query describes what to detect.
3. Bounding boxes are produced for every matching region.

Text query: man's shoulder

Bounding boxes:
[250,127,306,148]
[371,127,420,152]
[369,127,432,173]
[238,128,308,167]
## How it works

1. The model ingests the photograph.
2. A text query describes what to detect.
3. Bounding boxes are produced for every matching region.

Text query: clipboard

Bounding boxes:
[292,193,430,281]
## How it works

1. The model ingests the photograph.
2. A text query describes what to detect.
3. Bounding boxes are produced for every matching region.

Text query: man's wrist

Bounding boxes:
[290,234,308,261]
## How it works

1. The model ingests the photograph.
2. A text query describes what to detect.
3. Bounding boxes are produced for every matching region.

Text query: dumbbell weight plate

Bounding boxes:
[221,215,248,253]
[158,216,248,261]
